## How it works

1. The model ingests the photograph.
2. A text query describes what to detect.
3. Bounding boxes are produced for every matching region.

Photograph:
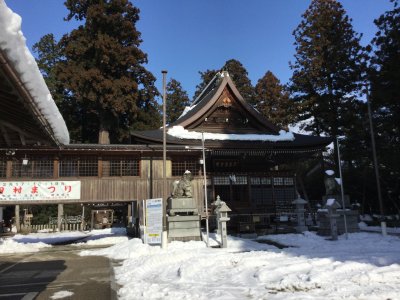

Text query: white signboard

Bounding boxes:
[0,181,81,201]
[145,198,163,244]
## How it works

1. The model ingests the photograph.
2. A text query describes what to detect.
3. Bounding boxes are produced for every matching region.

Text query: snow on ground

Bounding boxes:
[0,227,128,254]
[50,290,74,299]
[2,227,400,299]
[82,231,400,300]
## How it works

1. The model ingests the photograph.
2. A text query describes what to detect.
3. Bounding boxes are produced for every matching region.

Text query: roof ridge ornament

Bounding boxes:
[220,71,230,78]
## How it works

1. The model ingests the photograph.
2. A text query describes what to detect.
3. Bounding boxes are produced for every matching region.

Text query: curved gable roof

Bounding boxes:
[171,72,280,134]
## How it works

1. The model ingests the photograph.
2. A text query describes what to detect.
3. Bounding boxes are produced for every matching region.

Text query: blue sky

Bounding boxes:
[5,0,393,100]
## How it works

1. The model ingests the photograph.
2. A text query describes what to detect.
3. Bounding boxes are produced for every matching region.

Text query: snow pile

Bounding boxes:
[0,2,69,144]
[13,231,88,244]
[82,232,400,300]
[168,126,295,141]
[0,237,51,253]
[0,228,128,254]
[50,291,74,299]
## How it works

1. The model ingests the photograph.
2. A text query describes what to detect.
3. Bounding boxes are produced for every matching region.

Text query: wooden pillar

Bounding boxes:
[15,205,20,232]
[57,203,64,231]
[54,157,59,178]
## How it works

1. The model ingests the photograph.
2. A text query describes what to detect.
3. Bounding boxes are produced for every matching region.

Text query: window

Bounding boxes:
[213,176,230,185]
[172,159,200,176]
[0,159,6,178]
[284,177,294,186]
[250,176,273,209]
[12,158,53,178]
[60,157,98,177]
[102,157,139,176]
[213,159,239,170]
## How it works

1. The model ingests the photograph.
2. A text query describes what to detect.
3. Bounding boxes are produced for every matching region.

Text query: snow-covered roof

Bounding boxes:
[0,1,69,145]
[168,126,295,142]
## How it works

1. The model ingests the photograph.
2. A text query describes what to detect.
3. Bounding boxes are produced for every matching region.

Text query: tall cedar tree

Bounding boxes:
[194,59,255,104]
[57,0,160,143]
[289,0,367,163]
[369,0,400,213]
[255,71,296,129]
[166,79,190,124]
[33,34,83,142]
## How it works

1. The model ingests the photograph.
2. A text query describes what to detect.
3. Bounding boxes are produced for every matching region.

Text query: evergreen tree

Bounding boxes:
[166,79,190,124]
[193,69,218,100]
[369,0,400,213]
[254,71,296,128]
[57,0,160,143]
[289,0,367,163]
[32,34,62,103]
[193,59,255,104]
[33,34,83,142]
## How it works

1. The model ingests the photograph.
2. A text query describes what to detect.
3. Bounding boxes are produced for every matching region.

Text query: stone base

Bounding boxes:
[317,210,359,236]
[167,215,201,242]
[168,197,198,216]
[322,195,350,208]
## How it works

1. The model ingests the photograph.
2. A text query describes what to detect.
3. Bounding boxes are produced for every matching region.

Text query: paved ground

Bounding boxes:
[0,245,119,300]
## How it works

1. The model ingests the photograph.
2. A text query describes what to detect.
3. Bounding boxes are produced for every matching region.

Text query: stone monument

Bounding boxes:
[167,170,201,241]
[317,170,359,236]
[292,194,308,233]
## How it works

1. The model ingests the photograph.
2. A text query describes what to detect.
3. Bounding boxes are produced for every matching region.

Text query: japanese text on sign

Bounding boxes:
[0,181,81,201]
[145,198,163,245]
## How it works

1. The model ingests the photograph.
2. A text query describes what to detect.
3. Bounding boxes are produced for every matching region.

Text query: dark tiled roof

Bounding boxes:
[131,129,333,151]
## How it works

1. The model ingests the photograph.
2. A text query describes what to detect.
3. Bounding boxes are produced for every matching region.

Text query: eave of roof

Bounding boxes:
[131,129,333,151]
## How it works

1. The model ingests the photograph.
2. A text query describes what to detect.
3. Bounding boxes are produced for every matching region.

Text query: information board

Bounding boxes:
[145,198,163,244]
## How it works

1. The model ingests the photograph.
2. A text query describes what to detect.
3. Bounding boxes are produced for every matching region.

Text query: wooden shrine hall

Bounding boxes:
[131,71,332,231]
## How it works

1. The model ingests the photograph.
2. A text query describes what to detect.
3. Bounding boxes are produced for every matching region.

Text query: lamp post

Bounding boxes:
[201,132,210,247]
[162,70,168,248]
[336,136,348,239]
[366,89,387,236]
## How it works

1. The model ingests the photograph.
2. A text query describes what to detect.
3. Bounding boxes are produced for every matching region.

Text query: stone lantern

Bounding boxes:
[292,195,308,233]
[215,198,231,248]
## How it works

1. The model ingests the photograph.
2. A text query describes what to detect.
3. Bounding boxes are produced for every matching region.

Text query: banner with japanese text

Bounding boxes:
[0,181,81,201]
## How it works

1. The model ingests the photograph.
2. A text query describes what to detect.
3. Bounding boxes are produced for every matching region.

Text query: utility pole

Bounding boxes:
[201,132,210,247]
[366,88,387,236]
[162,70,168,248]
[336,137,348,239]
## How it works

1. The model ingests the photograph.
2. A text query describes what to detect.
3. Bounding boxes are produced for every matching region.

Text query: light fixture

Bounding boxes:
[22,155,29,165]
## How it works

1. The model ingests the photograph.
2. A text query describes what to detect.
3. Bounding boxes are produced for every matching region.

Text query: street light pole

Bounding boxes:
[201,132,210,247]
[336,137,348,239]
[162,70,168,248]
[366,89,387,236]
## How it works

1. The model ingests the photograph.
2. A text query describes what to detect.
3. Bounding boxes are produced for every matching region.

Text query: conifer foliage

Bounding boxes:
[166,79,190,124]
[289,0,367,140]
[41,0,160,143]
[194,59,255,104]
[369,0,400,211]
[255,71,296,128]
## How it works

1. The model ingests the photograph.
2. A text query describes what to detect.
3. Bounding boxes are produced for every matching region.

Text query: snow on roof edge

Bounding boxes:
[0,2,70,145]
[168,126,295,141]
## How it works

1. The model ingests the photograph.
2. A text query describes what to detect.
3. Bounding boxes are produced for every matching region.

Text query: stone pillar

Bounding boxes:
[58,203,64,231]
[326,199,339,241]
[127,203,132,226]
[292,196,308,233]
[216,200,231,248]
[15,205,20,232]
